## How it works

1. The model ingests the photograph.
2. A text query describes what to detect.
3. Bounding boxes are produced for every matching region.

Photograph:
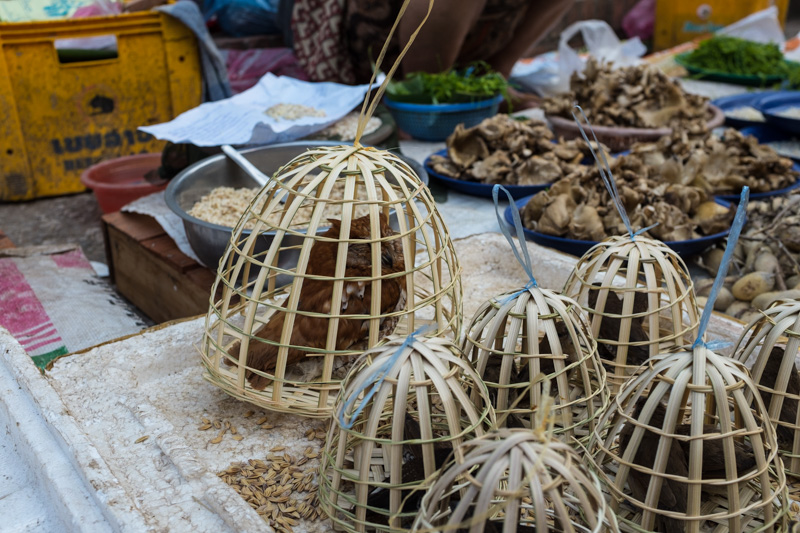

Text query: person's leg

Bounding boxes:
[486,0,575,77]
[398,0,487,74]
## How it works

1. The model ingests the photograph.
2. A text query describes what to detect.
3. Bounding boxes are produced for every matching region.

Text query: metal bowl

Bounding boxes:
[165,141,429,270]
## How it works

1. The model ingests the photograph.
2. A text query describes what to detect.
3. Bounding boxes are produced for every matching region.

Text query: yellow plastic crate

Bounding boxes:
[654,1,789,51]
[0,11,202,200]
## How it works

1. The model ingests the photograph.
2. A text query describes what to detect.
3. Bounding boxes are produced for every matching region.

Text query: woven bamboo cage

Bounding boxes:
[318,335,494,532]
[463,286,608,442]
[734,298,800,477]
[562,235,700,393]
[412,427,620,532]
[589,345,790,532]
[200,145,462,417]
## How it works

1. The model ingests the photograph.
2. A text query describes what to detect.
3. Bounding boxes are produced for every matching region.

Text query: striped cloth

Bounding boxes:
[0,246,146,369]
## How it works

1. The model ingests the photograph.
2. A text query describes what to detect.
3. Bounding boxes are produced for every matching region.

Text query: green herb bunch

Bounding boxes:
[684,35,799,80]
[385,61,509,105]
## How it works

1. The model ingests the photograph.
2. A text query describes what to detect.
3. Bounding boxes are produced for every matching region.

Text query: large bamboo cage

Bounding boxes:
[412,427,620,533]
[734,299,800,478]
[563,235,700,393]
[589,345,789,532]
[462,286,608,443]
[318,335,494,532]
[201,145,462,417]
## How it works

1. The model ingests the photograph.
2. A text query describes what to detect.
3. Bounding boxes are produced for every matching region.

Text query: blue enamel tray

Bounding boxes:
[424,149,552,199]
[505,196,732,258]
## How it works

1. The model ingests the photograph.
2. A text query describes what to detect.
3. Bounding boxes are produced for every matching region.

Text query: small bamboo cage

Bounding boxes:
[462,286,608,442]
[563,235,700,393]
[412,427,620,533]
[201,145,462,417]
[318,335,494,532]
[734,298,800,477]
[589,346,790,532]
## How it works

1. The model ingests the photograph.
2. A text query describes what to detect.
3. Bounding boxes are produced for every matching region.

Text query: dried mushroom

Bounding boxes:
[633,128,799,195]
[542,58,711,131]
[427,114,602,186]
[522,154,734,243]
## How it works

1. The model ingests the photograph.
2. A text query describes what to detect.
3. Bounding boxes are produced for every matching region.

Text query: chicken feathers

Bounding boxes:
[227,213,406,389]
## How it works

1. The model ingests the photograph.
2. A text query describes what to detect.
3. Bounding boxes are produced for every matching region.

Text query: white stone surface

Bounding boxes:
[0,233,753,531]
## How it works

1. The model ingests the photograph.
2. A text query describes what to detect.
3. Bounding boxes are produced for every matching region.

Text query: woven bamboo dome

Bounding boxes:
[734,298,800,477]
[412,427,620,532]
[463,286,607,442]
[200,144,462,417]
[562,235,700,393]
[318,335,494,532]
[589,346,790,532]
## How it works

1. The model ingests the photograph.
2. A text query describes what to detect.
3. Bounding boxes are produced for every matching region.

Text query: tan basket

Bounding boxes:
[201,145,462,417]
[318,335,494,532]
[563,235,700,394]
[589,345,790,532]
[734,299,800,478]
[462,286,608,443]
[412,427,620,532]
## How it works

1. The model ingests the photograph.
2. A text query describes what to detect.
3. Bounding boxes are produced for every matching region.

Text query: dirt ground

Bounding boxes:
[0,192,106,263]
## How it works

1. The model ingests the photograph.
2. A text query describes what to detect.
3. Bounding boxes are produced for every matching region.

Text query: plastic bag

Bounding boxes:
[510,20,646,96]
[622,0,655,41]
[202,0,281,37]
[718,6,784,45]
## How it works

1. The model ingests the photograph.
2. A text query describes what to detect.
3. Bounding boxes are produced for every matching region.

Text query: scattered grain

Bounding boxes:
[134,436,149,444]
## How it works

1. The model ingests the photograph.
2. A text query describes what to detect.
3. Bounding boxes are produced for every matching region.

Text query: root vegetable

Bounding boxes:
[751,289,800,310]
[702,248,725,275]
[725,301,752,318]
[754,252,780,275]
[697,296,708,308]
[731,271,775,301]
[713,287,734,311]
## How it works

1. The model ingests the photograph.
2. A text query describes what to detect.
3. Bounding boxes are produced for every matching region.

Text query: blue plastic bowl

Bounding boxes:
[753,91,800,135]
[711,91,778,129]
[505,196,732,258]
[383,95,503,141]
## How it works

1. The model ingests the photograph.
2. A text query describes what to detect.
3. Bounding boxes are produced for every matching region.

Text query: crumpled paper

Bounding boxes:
[139,73,384,146]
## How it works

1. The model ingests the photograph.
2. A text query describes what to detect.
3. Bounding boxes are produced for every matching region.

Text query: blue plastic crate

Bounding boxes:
[383,95,503,141]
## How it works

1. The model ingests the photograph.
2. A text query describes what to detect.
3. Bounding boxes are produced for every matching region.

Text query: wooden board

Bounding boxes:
[102,211,217,323]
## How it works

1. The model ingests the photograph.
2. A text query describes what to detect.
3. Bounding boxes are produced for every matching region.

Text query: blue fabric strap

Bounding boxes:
[693,186,750,349]
[571,105,639,241]
[493,184,537,289]
[338,325,434,430]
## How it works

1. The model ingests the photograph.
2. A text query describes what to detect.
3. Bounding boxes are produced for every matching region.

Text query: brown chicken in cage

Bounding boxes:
[227,213,407,389]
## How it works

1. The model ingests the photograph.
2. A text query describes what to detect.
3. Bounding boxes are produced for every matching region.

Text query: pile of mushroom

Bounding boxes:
[521,154,734,243]
[542,58,712,131]
[631,128,799,196]
[427,114,598,186]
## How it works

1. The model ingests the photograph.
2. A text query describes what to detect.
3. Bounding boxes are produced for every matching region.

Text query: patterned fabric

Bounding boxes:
[292,0,531,84]
[291,0,356,83]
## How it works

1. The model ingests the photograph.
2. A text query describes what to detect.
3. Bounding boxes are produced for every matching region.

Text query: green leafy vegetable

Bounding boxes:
[385,62,509,105]
[683,35,800,81]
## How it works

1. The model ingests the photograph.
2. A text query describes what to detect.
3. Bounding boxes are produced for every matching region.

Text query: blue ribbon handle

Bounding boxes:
[693,186,749,349]
[493,184,537,289]
[570,105,639,241]
[338,325,434,429]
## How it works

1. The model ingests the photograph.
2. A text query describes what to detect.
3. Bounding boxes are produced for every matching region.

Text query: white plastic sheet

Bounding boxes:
[510,19,646,96]
[140,73,383,146]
